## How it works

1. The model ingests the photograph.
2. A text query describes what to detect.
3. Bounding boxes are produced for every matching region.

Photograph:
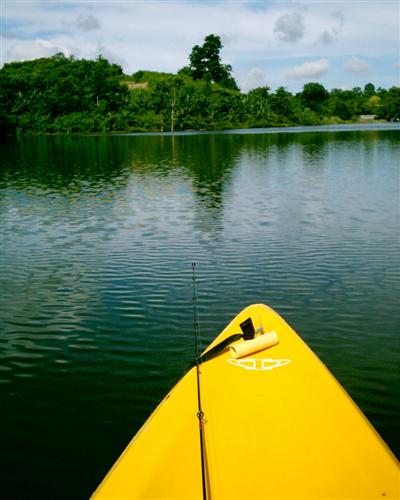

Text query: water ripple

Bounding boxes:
[0,130,399,498]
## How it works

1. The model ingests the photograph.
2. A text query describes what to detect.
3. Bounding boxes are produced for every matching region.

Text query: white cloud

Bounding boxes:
[240,67,269,92]
[274,12,305,42]
[287,59,329,79]
[6,39,71,61]
[345,57,369,73]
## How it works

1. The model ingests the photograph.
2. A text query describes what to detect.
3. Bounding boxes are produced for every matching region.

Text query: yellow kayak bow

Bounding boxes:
[92,303,399,499]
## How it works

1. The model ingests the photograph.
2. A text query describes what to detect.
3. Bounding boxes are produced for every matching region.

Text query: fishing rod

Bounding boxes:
[192,262,208,500]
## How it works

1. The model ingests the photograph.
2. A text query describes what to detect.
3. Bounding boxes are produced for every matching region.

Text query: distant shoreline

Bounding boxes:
[109,121,400,137]
[7,121,399,139]
[5,121,399,140]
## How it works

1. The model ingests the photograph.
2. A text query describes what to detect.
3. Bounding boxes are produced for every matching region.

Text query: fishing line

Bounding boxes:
[192,262,208,500]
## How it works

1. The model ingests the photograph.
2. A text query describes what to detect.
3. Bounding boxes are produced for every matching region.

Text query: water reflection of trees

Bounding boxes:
[0,134,244,214]
[1,128,397,200]
[0,136,132,190]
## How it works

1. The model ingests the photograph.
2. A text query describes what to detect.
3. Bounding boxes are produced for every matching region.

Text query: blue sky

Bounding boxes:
[1,0,399,92]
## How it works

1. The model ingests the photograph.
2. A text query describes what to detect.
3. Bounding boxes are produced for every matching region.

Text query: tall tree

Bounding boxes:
[180,34,238,90]
[300,82,329,112]
[363,83,376,99]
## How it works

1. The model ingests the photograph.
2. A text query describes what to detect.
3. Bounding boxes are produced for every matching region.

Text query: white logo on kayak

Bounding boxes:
[227,358,291,371]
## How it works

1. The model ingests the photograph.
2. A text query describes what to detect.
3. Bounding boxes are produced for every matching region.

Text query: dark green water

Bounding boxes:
[1,126,399,499]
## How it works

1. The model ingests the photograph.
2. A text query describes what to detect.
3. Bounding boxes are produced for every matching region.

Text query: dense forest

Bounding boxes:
[1,34,399,135]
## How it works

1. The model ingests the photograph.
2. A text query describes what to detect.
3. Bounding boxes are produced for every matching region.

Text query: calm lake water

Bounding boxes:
[1,125,399,499]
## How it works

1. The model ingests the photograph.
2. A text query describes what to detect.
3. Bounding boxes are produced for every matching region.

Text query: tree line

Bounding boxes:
[1,34,399,135]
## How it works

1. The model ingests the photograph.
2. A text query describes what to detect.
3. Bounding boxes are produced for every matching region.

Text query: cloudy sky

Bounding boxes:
[1,0,399,92]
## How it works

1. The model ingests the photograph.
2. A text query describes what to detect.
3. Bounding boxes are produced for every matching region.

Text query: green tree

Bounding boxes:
[300,82,329,112]
[363,83,376,99]
[270,87,297,123]
[380,86,400,120]
[244,86,273,126]
[0,54,129,133]
[180,34,238,90]
[363,95,381,115]
[173,79,211,130]
[327,88,364,120]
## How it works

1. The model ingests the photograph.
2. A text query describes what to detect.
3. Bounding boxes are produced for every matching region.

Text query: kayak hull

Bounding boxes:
[92,304,399,499]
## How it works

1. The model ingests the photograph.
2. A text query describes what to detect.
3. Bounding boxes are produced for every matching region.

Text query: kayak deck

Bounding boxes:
[92,304,399,499]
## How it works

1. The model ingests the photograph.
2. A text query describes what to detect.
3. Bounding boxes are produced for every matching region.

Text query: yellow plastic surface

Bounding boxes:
[91,304,399,499]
